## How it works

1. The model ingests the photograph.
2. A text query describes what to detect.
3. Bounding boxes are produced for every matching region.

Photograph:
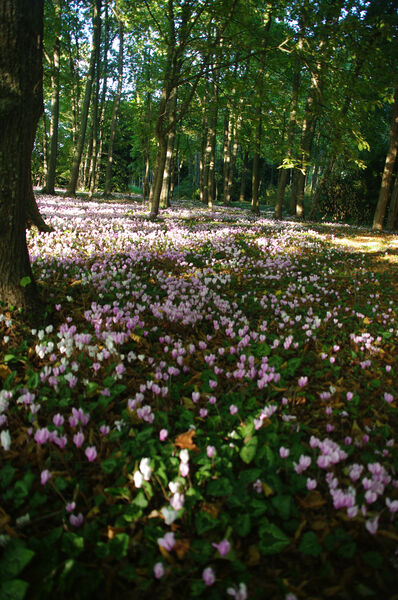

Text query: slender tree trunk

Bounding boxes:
[66,0,101,197]
[42,111,48,185]
[275,67,300,219]
[223,110,232,202]
[239,151,248,202]
[149,136,168,217]
[225,118,240,204]
[160,123,176,208]
[373,83,398,231]
[88,62,100,197]
[42,0,61,195]
[206,95,218,210]
[90,0,109,196]
[386,171,398,230]
[104,19,124,197]
[251,118,262,215]
[250,7,271,215]
[0,0,45,310]
[143,150,150,203]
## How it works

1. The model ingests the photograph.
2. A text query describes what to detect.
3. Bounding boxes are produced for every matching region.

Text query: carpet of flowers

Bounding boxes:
[0,195,397,600]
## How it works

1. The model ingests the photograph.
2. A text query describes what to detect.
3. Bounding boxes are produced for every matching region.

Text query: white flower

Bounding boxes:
[139,457,152,481]
[133,470,144,488]
[161,506,179,524]
[179,449,189,464]
[0,430,11,451]
[227,583,248,600]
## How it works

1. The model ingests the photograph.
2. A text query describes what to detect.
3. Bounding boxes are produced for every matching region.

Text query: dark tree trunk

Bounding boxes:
[104,19,124,197]
[373,83,398,231]
[239,151,248,202]
[251,118,261,215]
[66,0,101,197]
[275,66,300,219]
[387,171,398,230]
[42,0,61,195]
[0,0,44,309]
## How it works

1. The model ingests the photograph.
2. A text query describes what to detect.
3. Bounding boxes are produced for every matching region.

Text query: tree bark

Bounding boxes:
[239,151,248,202]
[160,109,176,209]
[104,18,124,197]
[373,83,398,231]
[66,0,101,197]
[0,0,44,309]
[223,110,232,203]
[275,66,300,219]
[42,0,61,195]
[386,171,398,230]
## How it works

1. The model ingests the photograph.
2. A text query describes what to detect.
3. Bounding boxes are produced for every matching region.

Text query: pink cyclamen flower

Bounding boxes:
[40,470,51,485]
[306,478,317,490]
[153,562,165,579]
[69,513,84,527]
[100,424,110,435]
[207,445,216,458]
[253,479,262,493]
[85,446,97,462]
[386,498,398,513]
[212,539,230,557]
[279,447,290,458]
[365,516,379,535]
[34,428,50,445]
[229,404,238,415]
[159,428,168,441]
[157,531,175,551]
[294,455,311,474]
[73,431,84,448]
[66,502,76,513]
[179,462,189,477]
[53,413,64,427]
[200,408,208,418]
[298,376,308,388]
[202,567,216,586]
[170,492,185,511]
[384,392,394,404]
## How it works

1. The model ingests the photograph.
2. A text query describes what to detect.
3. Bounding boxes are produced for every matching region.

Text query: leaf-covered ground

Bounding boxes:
[1,196,397,600]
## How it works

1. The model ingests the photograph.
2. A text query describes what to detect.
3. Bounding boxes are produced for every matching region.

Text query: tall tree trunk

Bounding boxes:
[223,110,232,203]
[66,0,101,197]
[0,0,44,310]
[206,91,218,210]
[42,0,61,195]
[386,171,398,230]
[88,60,101,197]
[251,119,262,215]
[225,117,240,204]
[90,0,109,196]
[42,111,48,185]
[250,8,271,214]
[373,83,398,231]
[143,149,150,203]
[149,136,168,216]
[104,19,124,197]
[275,67,300,219]
[160,111,176,209]
[239,151,248,202]
[65,28,81,148]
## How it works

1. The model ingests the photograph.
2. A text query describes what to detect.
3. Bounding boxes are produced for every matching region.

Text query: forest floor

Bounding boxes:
[1,194,397,600]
